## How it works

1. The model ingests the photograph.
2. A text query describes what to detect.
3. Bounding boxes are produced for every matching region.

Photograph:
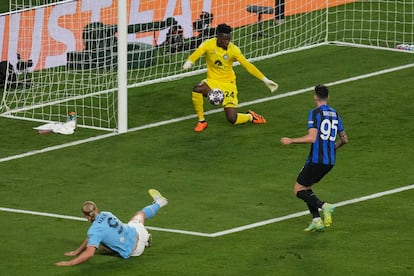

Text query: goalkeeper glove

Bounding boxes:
[262,77,278,93]
[183,61,193,70]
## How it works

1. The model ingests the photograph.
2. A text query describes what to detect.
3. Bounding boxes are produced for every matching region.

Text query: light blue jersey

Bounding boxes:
[87,211,137,258]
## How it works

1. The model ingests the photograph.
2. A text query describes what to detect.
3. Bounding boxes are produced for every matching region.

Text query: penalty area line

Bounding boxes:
[1,183,413,237]
[209,183,414,237]
[0,206,211,237]
[0,207,87,221]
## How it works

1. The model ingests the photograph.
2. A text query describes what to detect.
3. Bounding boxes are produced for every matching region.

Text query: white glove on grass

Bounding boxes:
[262,77,278,93]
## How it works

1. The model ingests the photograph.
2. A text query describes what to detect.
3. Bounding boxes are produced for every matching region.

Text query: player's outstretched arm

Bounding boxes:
[237,55,278,93]
[281,128,317,145]
[183,44,206,70]
[62,238,88,257]
[56,246,96,266]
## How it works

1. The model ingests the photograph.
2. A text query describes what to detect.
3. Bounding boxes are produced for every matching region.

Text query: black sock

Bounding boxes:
[297,189,324,209]
[307,203,320,218]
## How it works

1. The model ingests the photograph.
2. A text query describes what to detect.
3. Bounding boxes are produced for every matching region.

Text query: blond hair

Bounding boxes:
[82,201,97,222]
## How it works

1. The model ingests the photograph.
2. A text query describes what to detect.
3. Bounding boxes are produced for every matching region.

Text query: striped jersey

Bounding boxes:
[307,104,344,165]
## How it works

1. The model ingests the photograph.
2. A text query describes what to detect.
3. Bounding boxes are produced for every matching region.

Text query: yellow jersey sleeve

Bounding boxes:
[236,54,265,81]
[185,38,265,82]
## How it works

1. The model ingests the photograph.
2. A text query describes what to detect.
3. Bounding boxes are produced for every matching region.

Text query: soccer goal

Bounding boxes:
[1,0,413,132]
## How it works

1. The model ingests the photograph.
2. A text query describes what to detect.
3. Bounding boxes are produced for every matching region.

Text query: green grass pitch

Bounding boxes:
[1,2,414,276]
[1,44,414,276]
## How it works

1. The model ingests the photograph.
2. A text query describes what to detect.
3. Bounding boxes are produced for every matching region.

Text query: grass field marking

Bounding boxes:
[209,210,310,237]
[0,131,118,163]
[0,206,212,237]
[209,183,414,237]
[1,183,413,237]
[145,226,213,237]
[237,62,414,107]
[1,62,414,165]
[333,183,414,208]
[0,207,86,221]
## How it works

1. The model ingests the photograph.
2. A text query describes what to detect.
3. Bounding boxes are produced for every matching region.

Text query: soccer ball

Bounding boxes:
[207,89,224,106]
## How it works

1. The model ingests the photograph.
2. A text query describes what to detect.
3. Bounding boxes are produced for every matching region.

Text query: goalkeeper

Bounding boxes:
[183,23,278,132]
[56,189,167,266]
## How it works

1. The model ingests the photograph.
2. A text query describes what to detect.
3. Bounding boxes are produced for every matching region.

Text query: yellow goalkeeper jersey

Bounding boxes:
[186,38,265,82]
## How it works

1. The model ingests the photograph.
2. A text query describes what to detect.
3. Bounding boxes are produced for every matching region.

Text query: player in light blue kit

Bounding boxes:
[56,189,168,266]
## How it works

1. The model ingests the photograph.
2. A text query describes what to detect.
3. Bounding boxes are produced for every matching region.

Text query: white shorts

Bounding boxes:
[128,219,150,257]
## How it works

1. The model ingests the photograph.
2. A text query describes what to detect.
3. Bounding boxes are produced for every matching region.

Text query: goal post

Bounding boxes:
[1,0,413,132]
[117,0,128,134]
[2,0,122,131]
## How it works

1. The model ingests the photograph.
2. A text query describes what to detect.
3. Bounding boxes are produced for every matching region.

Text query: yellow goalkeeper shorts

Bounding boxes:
[203,78,238,108]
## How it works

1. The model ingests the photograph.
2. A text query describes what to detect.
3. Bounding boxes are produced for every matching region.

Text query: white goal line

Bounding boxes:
[1,183,413,237]
[1,62,414,164]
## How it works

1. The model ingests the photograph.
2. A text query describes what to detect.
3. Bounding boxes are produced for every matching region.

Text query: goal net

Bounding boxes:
[1,0,413,132]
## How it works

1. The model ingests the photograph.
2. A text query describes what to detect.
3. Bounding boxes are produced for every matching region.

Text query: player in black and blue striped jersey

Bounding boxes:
[281,84,348,232]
